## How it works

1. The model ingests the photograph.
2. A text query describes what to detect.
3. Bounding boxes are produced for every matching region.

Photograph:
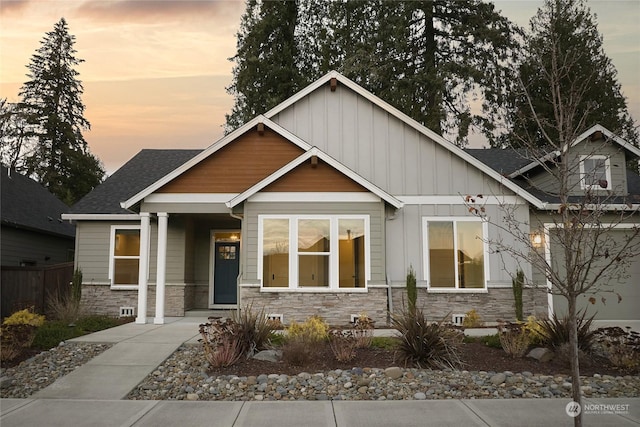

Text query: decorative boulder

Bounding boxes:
[527,347,554,363]
[252,350,282,363]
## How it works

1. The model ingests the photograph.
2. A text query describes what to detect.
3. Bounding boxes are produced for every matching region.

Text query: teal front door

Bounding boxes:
[213,241,239,305]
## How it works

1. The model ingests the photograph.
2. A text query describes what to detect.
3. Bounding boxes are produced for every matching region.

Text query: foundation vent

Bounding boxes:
[119,306,135,317]
[266,313,283,324]
[452,313,465,326]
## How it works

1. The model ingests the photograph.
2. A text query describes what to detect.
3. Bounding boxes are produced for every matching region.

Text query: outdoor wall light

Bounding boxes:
[530,233,544,248]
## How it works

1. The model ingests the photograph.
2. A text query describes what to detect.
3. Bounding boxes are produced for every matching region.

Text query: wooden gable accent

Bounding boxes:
[263,159,368,192]
[157,128,304,193]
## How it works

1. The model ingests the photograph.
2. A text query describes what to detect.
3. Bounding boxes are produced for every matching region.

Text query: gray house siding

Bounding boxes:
[1,226,74,267]
[529,140,628,196]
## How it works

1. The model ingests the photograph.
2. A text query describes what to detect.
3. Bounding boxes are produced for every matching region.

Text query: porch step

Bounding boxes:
[184,309,236,318]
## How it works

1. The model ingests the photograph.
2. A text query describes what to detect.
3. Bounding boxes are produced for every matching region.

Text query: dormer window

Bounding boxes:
[580,155,611,190]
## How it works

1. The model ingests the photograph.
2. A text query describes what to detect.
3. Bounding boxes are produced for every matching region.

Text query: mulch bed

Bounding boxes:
[207,341,633,378]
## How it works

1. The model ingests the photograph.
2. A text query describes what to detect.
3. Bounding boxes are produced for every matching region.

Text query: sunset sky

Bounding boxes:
[1,0,638,175]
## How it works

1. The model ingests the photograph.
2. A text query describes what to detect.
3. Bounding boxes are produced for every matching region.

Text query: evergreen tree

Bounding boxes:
[495,0,638,148]
[228,1,517,145]
[18,18,104,205]
[226,0,303,132]
[0,99,31,171]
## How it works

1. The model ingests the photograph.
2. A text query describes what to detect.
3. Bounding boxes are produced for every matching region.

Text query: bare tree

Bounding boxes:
[467,1,640,425]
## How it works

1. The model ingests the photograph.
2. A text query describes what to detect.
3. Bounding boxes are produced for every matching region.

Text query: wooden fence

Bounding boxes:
[1,262,74,319]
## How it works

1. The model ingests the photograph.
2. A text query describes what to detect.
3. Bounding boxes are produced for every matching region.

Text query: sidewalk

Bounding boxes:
[1,316,639,426]
[2,397,638,426]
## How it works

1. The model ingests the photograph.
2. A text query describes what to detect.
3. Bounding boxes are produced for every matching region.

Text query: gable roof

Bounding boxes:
[120,116,312,210]
[227,147,404,209]
[69,149,202,215]
[1,165,75,237]
[508,124,640,179]
[265,71,546,209]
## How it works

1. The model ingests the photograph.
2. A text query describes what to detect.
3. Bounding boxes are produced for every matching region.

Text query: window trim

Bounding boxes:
[258,214,370,291]
[422,217,489,292]
[109,224,141,290]
[579,155,611,190]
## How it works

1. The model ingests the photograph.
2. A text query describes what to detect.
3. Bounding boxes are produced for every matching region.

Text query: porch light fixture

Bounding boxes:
[230,234,239,241]
[530,232,543,248]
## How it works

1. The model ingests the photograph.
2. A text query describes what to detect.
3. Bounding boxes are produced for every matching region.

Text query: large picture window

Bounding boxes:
[580,155,611,190]
[259,215,369,290]
[424,218,487,290]
[109,226,141,287]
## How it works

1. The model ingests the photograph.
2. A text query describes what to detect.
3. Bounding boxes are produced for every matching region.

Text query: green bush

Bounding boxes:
[512,270,524,321]
[391,308,464,369]
[371,336,399,350]
[406,266,417,313]
[286,315,329,343]
[538,310,596,352]
[482,333,502,349]
[75,315,120,333]
[32,321,84,349]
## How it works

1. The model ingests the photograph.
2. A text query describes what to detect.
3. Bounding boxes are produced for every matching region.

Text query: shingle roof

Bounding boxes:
[1,165,76,237]
[69,149,202,214]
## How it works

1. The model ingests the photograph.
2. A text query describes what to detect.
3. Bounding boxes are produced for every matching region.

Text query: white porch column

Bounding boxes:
[154,212,169,324]
[135,212,150,324]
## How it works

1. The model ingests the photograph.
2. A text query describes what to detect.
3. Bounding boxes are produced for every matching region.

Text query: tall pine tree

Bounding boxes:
[495,0,638,148]
[226,0,303,132]
[18,18,104,205]
[227,0,517,145]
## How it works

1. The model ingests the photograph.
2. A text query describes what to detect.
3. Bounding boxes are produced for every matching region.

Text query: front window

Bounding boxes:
[259,215,369,289]
[424,218,487,290]
[580,155,611,190]
[110,226,140,286]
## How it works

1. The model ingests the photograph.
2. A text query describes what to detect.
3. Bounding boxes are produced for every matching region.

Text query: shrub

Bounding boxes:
[593,327,640,371]
[199,317,244,367]
[286,315,329,343]
[232,304,272,356]
[352,313,375,348]
[523,315,545,346]
[32,321,84,349]
[391,307,464,369]
[46,289,81,323]
[281,337,311,366]
[462,309,484,328]
[406,266,417,313]
[75,315,121,333]
[482,333,502,349]
[512,270,524,321]
[1,308,46,361]
[71,269,83,304]
[498,322,531,358]
[538,310,596,352]
[328,329,358,362]
[371,336,399,350]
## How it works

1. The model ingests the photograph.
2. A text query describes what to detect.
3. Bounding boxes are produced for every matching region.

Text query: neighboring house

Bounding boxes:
[63,72,640,325]
[1,165,75,267]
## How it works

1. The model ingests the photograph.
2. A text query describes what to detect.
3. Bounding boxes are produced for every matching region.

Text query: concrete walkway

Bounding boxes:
[1,316,639,426]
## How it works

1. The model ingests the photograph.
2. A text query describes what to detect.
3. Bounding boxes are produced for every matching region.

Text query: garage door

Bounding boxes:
[551,229,639,321]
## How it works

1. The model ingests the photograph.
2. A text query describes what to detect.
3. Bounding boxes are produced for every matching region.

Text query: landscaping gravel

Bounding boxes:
[0,342,112,398]
[126,345,640,401]
[3,343,637,401]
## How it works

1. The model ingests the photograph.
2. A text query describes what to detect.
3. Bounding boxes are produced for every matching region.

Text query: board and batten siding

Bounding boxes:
[241,201,386,285]
[270,83,500,197]
[529,139,628,196]
[75,219,187,285]
[386,203,530,288]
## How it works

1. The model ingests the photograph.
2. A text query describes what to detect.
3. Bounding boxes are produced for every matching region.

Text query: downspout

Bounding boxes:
[229,208,244,312]
[386,274,393,327]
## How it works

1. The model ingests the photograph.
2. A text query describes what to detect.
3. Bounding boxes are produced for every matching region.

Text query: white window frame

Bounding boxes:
[258,215,370,291]
[109,224,141,290]
[422,217,489,292]
[579,155,611,190]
